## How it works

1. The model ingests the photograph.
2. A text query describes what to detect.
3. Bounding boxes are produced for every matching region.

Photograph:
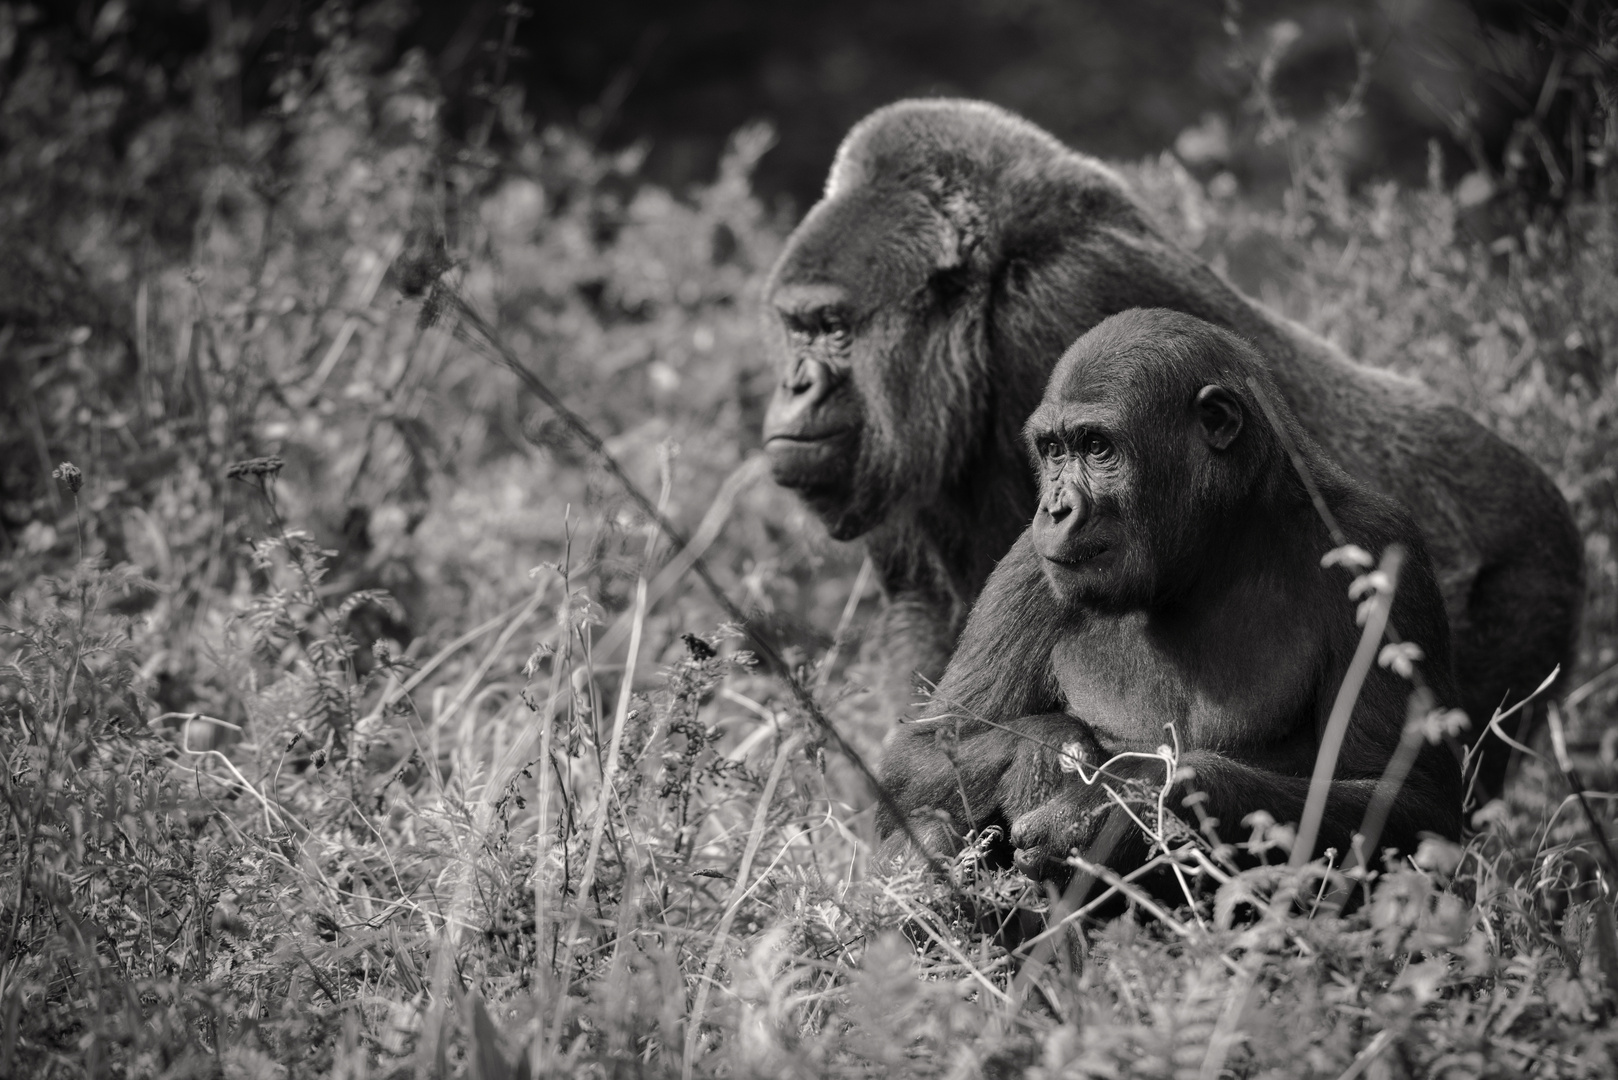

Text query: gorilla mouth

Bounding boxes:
[764,431,858,491]
[765,430,854,448]
[1043,538,1112,567]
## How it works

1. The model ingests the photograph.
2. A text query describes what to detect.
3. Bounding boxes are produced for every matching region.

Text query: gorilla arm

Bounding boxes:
[876,533,1094,857]
[1002,741,1463,883]
[1003,548,1466,883]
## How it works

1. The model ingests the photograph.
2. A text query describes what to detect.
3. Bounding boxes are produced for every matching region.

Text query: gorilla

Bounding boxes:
[876,309,1463,881]
[760,98,1580,799]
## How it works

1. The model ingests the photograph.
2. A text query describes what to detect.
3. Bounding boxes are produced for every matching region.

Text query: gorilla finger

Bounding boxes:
[877,812,966,873]
[1011,842,1067,883]
[1008,799,1082,852]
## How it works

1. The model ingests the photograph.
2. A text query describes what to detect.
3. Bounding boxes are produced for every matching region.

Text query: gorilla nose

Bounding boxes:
[763,359,848,442]
[1033,487,1091,562]
[784,356,831,398]
[1045,487,1088,529]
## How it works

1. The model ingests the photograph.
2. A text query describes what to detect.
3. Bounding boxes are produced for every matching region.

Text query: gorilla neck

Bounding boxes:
[868,443,1039,631]
[1146,488,1320,615]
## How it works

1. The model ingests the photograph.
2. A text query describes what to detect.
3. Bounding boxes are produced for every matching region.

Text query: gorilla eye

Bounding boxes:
[820,310,852,347]
[1082,434,1113,460]
[1035,435,1065,462]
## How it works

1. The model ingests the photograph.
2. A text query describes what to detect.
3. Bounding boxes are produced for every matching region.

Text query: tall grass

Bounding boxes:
[3,4,1618,1078]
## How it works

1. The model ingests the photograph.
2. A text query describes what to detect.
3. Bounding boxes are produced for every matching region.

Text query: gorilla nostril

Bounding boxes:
[783,359,838,404]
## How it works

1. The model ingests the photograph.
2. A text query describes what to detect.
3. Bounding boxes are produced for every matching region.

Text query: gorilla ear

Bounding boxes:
[1195,385,1243,451]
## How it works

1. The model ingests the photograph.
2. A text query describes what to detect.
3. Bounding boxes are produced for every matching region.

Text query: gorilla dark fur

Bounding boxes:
[876,309,1464,881]
[760,98,1581,797]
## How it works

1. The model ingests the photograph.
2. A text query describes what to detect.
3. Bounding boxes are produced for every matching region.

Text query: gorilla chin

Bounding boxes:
[1037,548,1117,603]
[764,431,857,485]
[764,434,870,536]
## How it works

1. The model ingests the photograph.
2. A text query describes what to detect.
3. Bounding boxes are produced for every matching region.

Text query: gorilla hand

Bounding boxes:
[877,711,1107,868]
[1003,754,1168,885]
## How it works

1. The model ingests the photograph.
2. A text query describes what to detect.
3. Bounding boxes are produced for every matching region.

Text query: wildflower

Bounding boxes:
[1320,544,1374,570]
[1058,740,1089,773]
[1413,836,1464,875]
[1349,570,1393,600]
[53,461,83,494]
[1412,707,1470,743]
[396,233,453,298]
[1377,641,1425,678]
[397,233,455,330]
[417,281,449,331]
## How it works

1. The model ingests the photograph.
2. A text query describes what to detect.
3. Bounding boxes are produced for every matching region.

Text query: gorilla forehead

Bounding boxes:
[1024,397,1125,441]
[1047,309,1262,407]
[769,186,946,305]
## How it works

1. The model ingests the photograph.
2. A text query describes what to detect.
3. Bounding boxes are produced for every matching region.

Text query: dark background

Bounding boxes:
[23,0,1612,212]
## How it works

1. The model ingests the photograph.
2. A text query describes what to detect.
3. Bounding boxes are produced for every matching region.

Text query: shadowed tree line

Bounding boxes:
[14,0,1616,209]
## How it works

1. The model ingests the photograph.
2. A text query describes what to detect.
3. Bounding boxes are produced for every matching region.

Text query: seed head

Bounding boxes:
[53,461,83,494]
[397,233,453,298]
[226,455,285,481]
[682,633,717,661]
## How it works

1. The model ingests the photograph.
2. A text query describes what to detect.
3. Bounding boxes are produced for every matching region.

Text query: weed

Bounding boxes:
[2,4,1618,1079]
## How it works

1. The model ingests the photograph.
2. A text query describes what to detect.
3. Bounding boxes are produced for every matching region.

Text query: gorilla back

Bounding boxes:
[759,98,1581,797]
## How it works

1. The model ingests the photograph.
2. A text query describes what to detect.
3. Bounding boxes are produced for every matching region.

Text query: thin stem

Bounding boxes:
[444,291,953,882]
[1549,703,1618,892]
[548,466,669,1055]
[1291,546,1404,870]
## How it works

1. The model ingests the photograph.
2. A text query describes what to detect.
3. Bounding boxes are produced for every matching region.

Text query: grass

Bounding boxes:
[2,7,1618,1078]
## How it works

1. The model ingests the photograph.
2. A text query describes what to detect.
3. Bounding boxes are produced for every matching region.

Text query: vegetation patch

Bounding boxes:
[2,4,1616,1077]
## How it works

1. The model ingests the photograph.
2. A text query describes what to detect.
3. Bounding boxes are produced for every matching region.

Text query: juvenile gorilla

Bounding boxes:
[761,98,1581,797]
[876,310,1464,880]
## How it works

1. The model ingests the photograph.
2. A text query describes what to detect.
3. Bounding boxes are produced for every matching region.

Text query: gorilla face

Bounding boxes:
[761,186,984,541]
[1025,312,1260,610]
[760,275,865,527]
[1025,401,1140,606]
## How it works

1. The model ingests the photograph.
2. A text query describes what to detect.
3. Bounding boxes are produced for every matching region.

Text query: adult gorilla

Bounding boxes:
[760,98,1581,799]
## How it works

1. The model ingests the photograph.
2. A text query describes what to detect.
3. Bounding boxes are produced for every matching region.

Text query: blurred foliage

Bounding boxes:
[0,1,1617,1077]
[11,0,1616,209]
